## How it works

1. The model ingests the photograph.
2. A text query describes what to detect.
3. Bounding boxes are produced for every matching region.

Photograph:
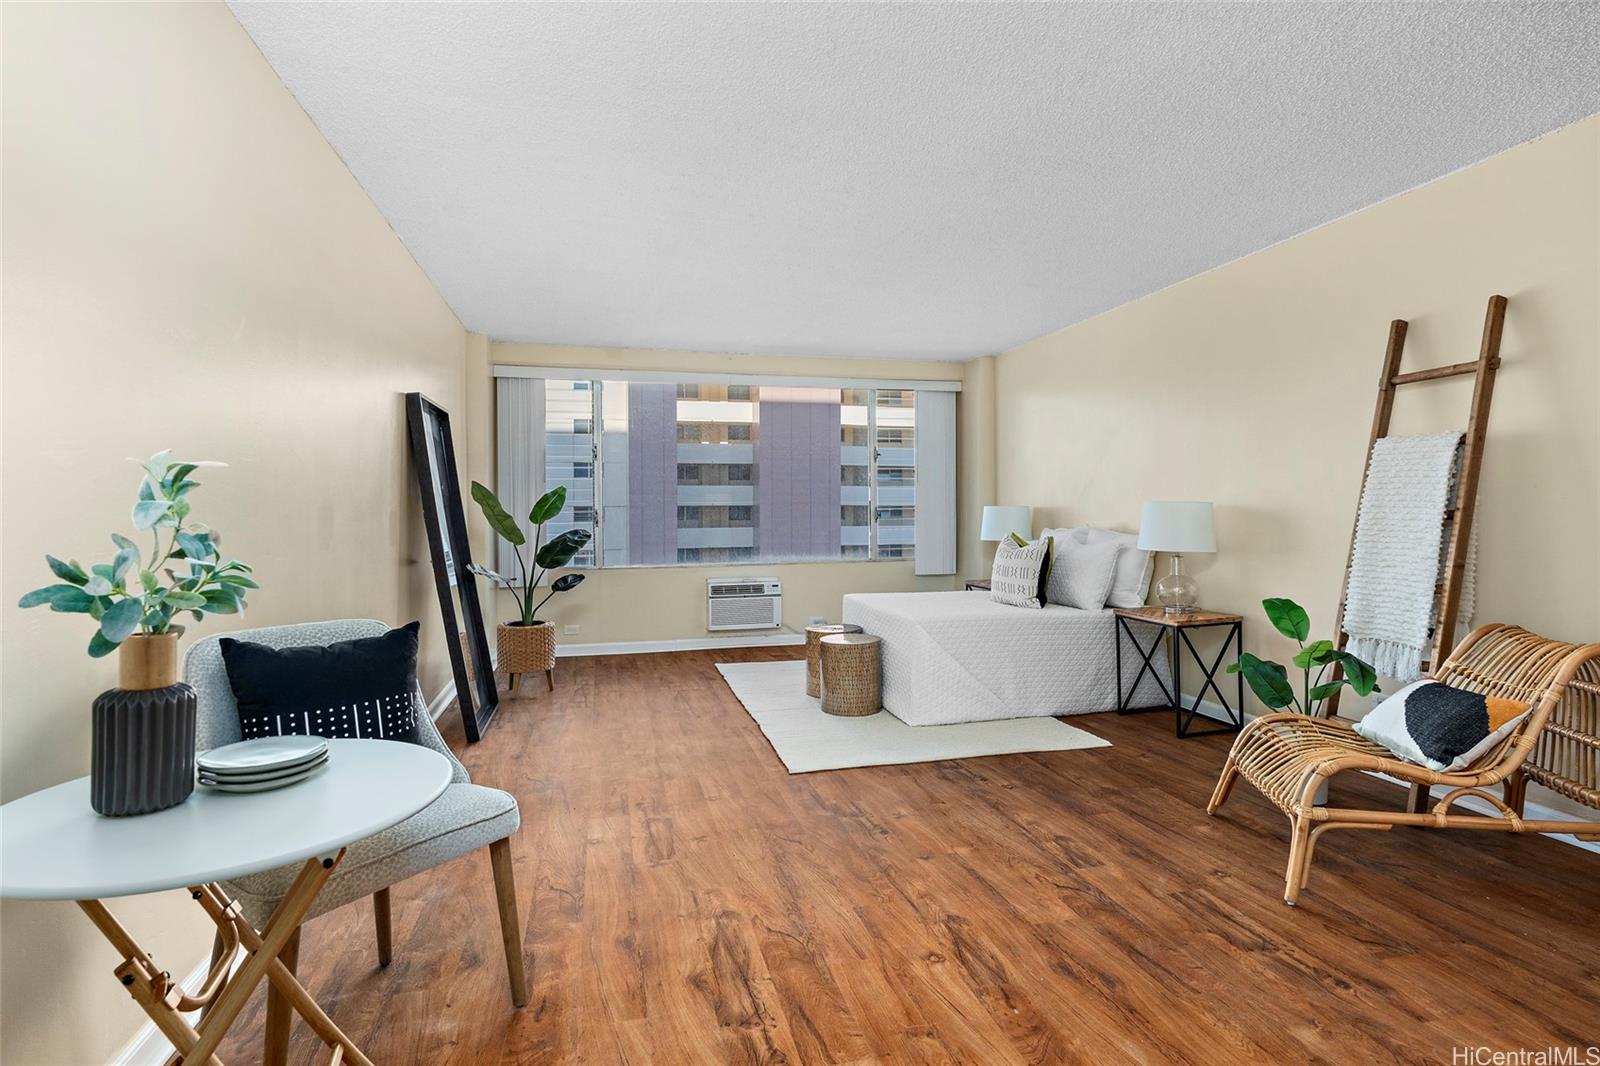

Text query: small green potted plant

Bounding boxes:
[1228,597,1380,805]
[1229,597,1380,717]
[19,451,255,815]
[467,483,591,693]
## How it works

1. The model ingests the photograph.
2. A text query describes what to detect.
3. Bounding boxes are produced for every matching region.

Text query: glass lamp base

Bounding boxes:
[1155,555,1199,613]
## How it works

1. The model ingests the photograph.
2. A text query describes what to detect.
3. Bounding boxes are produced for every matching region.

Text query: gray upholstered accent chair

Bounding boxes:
[184,619,527,1036]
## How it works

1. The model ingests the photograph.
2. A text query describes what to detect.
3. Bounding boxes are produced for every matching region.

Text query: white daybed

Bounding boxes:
[842,590,1172,726]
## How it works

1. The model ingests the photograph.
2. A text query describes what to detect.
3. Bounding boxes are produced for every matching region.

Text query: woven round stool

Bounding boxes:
[805,623,863,698]
[819,633,882,716]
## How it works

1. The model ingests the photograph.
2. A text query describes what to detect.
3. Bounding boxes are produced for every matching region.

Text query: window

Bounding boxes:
[542,379,597,566]
[500,375,944,569]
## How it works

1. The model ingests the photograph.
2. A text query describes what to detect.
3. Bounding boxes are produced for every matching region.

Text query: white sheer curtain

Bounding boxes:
[913,389,956,575]
[494,376,545,582]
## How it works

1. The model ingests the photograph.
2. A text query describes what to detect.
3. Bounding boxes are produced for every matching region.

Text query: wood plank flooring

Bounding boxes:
[217,648,1600,1065]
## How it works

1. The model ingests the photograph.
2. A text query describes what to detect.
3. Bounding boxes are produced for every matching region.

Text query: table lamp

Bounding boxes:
[1136,501,1215,613]
[980,505,1032,543]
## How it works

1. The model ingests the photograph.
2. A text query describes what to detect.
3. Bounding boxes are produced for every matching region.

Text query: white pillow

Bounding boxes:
[1045,537,1122,610]
[1042,526,1153,608]
[989,536,1048,609]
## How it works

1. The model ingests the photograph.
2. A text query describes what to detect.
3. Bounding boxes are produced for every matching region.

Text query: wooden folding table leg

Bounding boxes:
[263,927,301,1066]
[186,856,333,1064]
[75,899,223,1066]
[201,881,378,1066]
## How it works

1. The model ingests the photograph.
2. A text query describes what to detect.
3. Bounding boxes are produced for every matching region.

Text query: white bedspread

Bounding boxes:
[843,591,1173,726]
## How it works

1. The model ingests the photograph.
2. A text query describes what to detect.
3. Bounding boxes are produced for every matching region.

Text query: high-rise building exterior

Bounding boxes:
[538,379,913,567]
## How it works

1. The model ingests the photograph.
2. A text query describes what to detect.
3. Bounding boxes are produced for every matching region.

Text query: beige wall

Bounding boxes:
[1,4,467,1063]
[996,116,1599,745]
[485,344,968,643]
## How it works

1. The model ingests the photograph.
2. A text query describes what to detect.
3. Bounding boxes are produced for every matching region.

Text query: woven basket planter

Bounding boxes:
[820,633,882,717]
[805,623,863,698]
[498,621,555,693]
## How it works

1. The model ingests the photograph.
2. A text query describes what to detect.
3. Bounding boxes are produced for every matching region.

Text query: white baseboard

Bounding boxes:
[428,676,460,723]
[554,630,805,658]
[111,955,225,1066]
[1188,697,1600,855]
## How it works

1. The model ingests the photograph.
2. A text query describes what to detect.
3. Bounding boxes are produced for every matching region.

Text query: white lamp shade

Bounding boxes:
[1137,501,1216,553]
[980,505,1031,542]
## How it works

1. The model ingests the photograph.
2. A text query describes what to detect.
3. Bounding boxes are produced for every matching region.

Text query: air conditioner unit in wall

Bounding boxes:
[706,577,782,631]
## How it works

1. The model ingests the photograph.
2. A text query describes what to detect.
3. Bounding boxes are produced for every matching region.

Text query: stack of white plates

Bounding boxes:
[197,736,330,793]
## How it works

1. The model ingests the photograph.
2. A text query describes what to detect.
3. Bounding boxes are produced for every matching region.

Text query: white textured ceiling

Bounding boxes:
[230,2,1600,361]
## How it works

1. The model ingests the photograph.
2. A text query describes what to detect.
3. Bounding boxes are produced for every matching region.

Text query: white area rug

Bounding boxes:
[716,660,1111,774]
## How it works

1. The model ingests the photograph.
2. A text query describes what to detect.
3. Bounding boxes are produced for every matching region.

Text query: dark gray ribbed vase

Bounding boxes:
[91,683,196,816]
[90,633,197,816]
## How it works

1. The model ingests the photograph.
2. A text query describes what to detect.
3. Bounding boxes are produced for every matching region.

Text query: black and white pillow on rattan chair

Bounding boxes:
[1353,678,1531,772]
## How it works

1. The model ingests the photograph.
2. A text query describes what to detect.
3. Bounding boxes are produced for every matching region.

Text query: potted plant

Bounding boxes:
[19,451,255,815]
[1228,597,1381,804]
[467,482,590,693]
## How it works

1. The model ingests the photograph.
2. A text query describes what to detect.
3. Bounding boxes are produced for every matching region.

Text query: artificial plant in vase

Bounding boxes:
[467,482,590,694]
[1229,597,1380,716]
[18,451,256,815]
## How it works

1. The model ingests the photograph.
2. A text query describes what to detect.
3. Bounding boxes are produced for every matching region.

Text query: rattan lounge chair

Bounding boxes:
[1207,623,1600,905]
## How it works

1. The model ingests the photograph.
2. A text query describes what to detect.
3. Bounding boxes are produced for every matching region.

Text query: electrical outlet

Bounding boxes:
[563,625,580,636]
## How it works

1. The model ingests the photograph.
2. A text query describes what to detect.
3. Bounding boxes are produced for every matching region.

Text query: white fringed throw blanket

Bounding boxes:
[1344,432,1477,682]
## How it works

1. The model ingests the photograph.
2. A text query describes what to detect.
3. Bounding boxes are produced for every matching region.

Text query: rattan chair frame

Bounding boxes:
[1207,623,1600,905]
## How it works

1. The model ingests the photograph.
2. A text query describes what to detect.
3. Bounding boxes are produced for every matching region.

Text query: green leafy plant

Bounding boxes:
[18,451,256,657]
[1228,597,1380,716]
[466,483,591,626]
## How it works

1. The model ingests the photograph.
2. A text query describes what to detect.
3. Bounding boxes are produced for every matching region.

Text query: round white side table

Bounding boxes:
[0,739,451,1066]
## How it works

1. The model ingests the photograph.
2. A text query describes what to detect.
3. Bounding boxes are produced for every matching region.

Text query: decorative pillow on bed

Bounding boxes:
[1044,527,1153,608]
[1352,679,1530,772]
[1045,537,1122,610]
[990,535,1049,608]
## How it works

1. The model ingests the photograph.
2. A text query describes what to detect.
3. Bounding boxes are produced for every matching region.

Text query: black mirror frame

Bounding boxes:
[405,392,499,742]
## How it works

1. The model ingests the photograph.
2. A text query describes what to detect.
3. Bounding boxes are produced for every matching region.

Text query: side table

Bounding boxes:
[964,579,991,591]
[820,633,882,716]
[805,623,863,698]
[0,739,452,1066]
[1113,607,1244,738]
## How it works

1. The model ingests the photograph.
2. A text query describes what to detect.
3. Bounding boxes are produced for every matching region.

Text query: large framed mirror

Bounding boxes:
[405,393,499,742]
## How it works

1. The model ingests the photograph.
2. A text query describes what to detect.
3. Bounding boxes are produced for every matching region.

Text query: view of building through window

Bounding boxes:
[538,379,916,566]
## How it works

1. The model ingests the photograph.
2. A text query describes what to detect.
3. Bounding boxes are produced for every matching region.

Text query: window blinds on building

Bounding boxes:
[912,389,957,575]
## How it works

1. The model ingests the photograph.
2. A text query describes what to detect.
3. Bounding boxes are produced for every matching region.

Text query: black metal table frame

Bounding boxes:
[1115,615,1245,738]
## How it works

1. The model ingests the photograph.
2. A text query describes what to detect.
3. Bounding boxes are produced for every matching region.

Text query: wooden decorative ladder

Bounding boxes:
[1322,294,1507,720]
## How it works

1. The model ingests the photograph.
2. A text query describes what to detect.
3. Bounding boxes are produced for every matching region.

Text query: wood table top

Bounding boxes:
[1112,606,1242,626]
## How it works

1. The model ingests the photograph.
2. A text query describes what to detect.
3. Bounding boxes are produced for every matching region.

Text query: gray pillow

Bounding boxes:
[990,536,1048,608]
[1046,538,1123,610]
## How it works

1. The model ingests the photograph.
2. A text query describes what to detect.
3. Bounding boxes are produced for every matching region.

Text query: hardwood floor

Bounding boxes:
[217,647,1600,1065]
